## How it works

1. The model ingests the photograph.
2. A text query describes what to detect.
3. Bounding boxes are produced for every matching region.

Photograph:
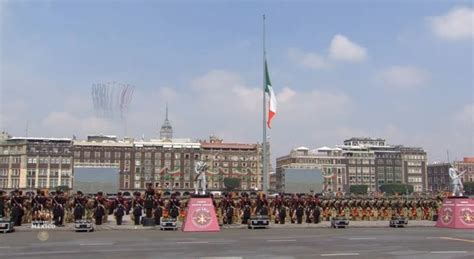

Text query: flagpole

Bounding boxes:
[262,14,268,194]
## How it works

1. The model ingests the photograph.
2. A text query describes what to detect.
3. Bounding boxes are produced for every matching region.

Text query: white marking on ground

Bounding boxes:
[348,237,376,240]
[321,253,359,256]
[176,241,209,244]
[267,239,297,242]
[430,251,467,254]
[0,246,11,249]
[79,242,114,246]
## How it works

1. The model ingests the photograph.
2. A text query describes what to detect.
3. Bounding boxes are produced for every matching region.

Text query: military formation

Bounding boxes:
[0,187,445,227]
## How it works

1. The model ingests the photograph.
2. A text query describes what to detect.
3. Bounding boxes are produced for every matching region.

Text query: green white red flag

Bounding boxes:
[265,60,276,128]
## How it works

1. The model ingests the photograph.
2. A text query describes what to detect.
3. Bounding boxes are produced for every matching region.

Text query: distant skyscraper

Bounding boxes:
[160,104,173,140]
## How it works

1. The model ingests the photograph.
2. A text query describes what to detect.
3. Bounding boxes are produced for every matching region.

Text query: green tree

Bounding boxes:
[349,185,368,194]
[223,177,241,191]
[380,184,414,195]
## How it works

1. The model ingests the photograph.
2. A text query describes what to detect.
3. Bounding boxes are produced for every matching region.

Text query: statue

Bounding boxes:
[194,161,208,195]
[449,167,466,197]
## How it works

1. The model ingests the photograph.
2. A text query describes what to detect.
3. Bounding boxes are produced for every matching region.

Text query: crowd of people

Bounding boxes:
[0,185,445,227]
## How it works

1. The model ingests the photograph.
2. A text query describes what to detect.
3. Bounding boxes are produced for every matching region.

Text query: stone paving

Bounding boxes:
[11,215,436,232]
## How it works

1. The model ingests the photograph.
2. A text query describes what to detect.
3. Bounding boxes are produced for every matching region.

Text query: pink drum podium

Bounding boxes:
[182,195,220,232]
[435,197,474,229]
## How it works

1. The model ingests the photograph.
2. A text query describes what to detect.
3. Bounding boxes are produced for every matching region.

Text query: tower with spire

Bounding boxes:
[160,103,173,140]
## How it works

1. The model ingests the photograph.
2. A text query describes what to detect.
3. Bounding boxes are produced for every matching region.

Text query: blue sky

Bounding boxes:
[1,0,473,163]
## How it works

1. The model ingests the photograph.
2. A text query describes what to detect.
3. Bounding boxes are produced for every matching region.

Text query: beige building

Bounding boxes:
[276,146,347,193]
[0,132,73,191]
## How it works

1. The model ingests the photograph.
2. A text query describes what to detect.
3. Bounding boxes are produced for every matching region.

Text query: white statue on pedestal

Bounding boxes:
[449,167,466,197]
[194,161,208,195]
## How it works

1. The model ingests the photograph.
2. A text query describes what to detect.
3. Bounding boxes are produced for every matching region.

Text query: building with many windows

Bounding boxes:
[276,137,428,193]
[0,134,73,190]
[427,162,451,192]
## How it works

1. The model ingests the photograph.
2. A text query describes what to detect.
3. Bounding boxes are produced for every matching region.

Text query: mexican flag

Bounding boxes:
[265,60,276,128]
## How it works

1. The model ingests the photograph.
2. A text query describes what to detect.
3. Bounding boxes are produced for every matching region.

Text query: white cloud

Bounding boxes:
[328,34,367,62]
[429,7,474,41]
[289,34,367,69]
[375,66,429,89]
[288,48,329,69]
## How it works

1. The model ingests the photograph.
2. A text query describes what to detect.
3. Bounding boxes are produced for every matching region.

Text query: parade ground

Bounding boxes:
[1,227,473,259]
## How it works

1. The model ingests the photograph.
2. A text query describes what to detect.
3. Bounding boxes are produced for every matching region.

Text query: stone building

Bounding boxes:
[427,162,451,192]
[0,135,73,191]
[276,137,428,194]
[200,135,261,191]
[276,146,346,193]
[454,157,474,183]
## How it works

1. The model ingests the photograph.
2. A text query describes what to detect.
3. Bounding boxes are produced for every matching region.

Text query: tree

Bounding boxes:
[349,185,368,194]
[223,177,241,191]
[464,182,474,195]
[380,184,414,195]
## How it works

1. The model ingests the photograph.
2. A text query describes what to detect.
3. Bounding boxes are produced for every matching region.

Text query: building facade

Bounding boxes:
[427,162,451,192]
[454,157,474,183]
[276,137,428,194]
[276,146,347,193]
[0,134,73,191]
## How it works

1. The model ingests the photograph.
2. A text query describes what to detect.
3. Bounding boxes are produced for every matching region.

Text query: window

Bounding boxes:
[11,178,19,188]
[0,169,7,176]
[50,178,58,188]
[27,169,36,177]
[135,182,141,189]
[11,169,20,176]
[39,168,47,176]
[61,178,70,187]
[38,178,47,188]
[27,178,35,188]
[0,179,7,188]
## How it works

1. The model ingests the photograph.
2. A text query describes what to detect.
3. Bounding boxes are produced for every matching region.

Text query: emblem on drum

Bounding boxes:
[460,208,473,225]
[192,208,212,228]
[441,207,453,224]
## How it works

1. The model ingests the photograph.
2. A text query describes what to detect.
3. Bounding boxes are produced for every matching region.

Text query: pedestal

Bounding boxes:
[435,197,474,229]
[182,197,220,232]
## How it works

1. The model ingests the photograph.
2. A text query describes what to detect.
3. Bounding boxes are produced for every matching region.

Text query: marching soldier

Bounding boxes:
[93,191,107,225]
[168,193,180,220]
[10,190,24,226]
[73,191,87,221]
[113,192,126,225]
[0,190,5,218]
[313,205,321,224]
[31,189,47,221]
[52,190,66,226]
[295,203,304,224]
[132,192,144,225]
[144,183,155,218]
[153,192,164,225]
[278,204,287,224]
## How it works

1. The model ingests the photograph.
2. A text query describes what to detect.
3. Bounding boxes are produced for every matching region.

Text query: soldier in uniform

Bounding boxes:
[278,203,287,224]
[10,190,24,226]
[0,190,5,218]
[31,189,47,221]
[168,193,180,220]
[295,203,304,224]
[73,191,87,221]
[93,191,107,225]
[144,183,155,218]
[153,192,164,225]
[52,190,66,226]
[113,192,126,225]
[132,192,144,225]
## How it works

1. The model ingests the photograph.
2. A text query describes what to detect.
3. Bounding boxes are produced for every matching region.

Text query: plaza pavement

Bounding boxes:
[11,214,436,232]
[0,225,472,259]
